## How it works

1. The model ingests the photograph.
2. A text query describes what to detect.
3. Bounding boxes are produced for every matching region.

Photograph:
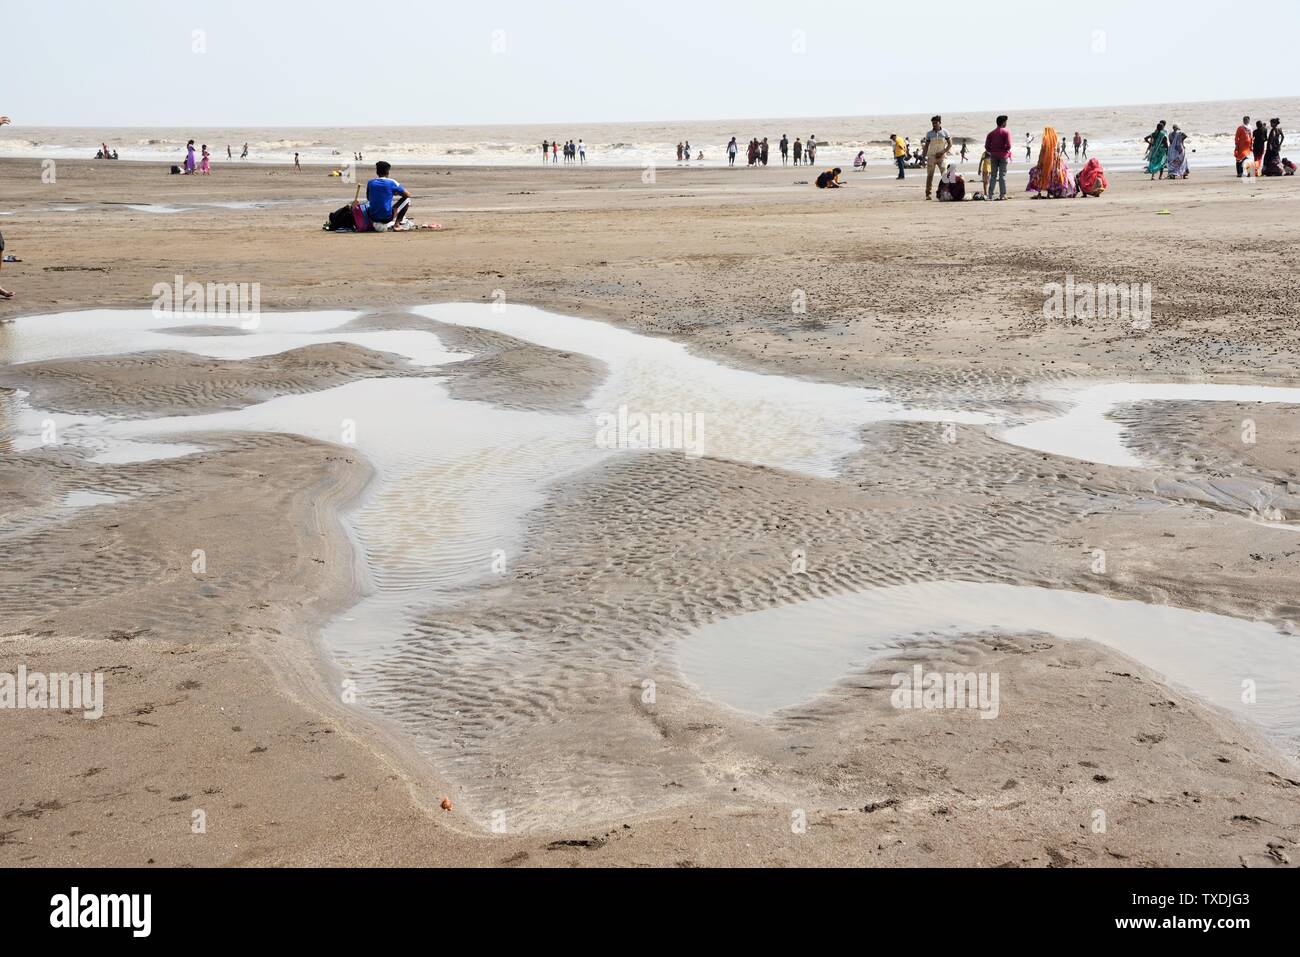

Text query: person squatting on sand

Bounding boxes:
[367,161,412,231]
[1075,157,1109,197]
[1028,127,1076,198]
[815,167,844,189]
[923,116,953,200]
[936,164,965,201]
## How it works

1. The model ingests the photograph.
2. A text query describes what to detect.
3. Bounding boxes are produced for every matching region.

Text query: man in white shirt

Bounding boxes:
[923,115,953,200]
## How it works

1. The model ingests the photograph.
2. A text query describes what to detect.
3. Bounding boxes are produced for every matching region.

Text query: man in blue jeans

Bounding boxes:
[366,161,412,230]
[983,115,1013,201]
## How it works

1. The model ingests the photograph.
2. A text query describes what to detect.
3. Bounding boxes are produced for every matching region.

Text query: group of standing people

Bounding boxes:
[182,139,212,175]
[1142,121,1191,180]
[541,139,586,164]
[725,134,816,167]
[898,114,1108,201]
[1232,116,1290,178]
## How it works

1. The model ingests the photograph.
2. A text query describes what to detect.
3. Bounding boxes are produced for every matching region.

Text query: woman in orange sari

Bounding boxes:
[1027,127,1077,198]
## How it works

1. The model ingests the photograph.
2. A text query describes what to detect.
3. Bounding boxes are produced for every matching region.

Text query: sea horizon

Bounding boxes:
[5,95,1297,170]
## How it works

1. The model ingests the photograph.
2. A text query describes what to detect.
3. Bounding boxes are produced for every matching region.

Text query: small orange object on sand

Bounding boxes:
[440,797,454,812]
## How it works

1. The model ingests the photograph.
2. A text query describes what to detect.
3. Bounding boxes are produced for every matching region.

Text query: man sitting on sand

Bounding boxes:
[366,161,412,231]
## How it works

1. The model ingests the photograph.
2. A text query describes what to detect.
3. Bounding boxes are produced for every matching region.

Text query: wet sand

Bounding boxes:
[2,158,1299,867]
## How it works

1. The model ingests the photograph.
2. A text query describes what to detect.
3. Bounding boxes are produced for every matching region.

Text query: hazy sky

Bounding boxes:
[9,0,1298,126]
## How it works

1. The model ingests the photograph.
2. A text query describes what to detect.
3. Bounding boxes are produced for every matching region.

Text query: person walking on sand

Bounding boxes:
[1235,116,1253,177]
[0,224,12,300]
[984,115,1012,201]
[579,140,586,164]
[1073,131,1082,160]
[201,144,211,174]
[960,141,968,163]
[552,140,559,164]
[807,135,817,165]
[761,137,769,166]
[1025,132,1033,159]
[727,137,738,167]
[780,134,789,165]
[294,151,301,172]
[241,142,248,160]
[542,139,549,163]
[891,133,907,179]
[792,137,802,166]
[1144,120,1169,180]
[1166,125,1190,179]
[1082,138,1088,158]
[923,116,953,200]
[227,144,232,160]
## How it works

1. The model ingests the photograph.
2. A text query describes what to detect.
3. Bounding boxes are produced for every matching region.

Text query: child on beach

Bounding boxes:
[200,144,211,174]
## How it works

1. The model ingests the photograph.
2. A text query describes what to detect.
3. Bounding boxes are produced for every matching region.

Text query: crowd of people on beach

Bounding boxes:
[1232,117,1293,178]
[541,139,587,164]
[723,135,822,167]
[876,115,1110,201]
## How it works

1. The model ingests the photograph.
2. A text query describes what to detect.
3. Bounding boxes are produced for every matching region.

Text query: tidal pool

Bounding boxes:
[676,580,1300,749]
[1000,382,1300,469]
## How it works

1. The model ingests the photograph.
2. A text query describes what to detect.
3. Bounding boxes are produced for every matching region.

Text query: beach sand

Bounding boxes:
[1,157,1299,867]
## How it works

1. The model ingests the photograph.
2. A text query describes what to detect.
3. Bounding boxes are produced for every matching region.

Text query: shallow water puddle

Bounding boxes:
[1001,382,1300,468]
[0,308,465,367]
[60,490,124,509]
[8,304,1300,804]
[415,303,994,476]
[105,378,600,602]
[677,580,1300,746]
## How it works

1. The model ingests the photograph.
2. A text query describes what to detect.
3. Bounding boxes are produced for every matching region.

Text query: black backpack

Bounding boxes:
[324,205,356,231]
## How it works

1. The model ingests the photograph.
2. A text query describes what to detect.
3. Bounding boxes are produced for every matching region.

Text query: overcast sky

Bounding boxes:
[8,0,1297,127]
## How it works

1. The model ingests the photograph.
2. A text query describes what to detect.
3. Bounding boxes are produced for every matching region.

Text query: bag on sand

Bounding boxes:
[351,202,372,232]
[325,205,354,231]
